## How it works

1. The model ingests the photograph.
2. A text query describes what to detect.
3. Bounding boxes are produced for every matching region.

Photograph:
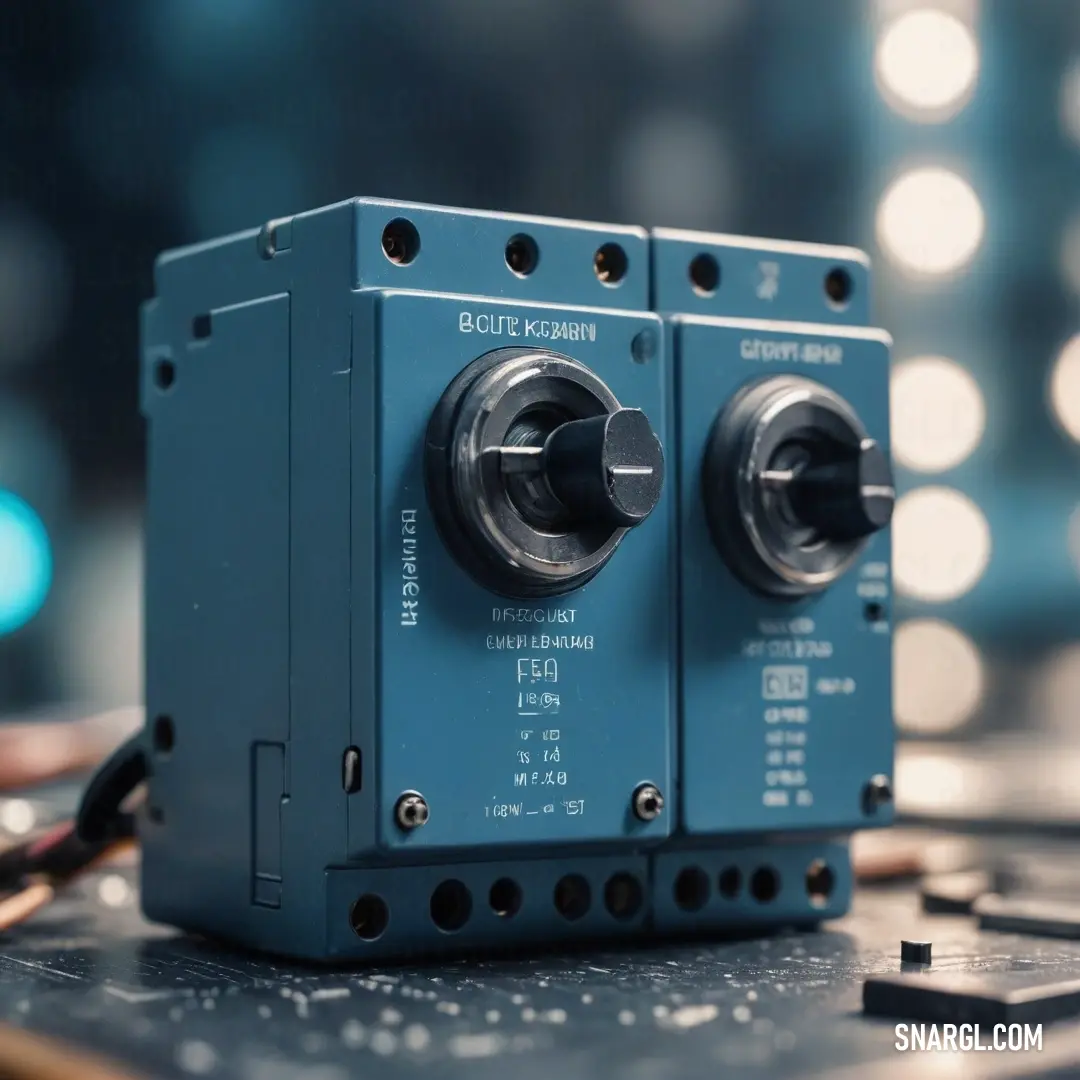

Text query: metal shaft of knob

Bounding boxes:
[758,438,895,543]
[493,409,663,528]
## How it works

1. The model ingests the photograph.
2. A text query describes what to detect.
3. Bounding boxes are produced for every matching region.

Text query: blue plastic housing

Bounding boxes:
[138,199,892,961]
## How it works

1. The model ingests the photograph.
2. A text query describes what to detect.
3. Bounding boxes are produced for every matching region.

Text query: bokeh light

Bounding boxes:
[0,491,52,636]
[891,356,985,472]
[875,9,980,122]
[1049,334,1080,443]
[894,619,985,734]
[893,487,991,601]
[876,167,984,276]
[0,799,36,837]
[894,750,993,817]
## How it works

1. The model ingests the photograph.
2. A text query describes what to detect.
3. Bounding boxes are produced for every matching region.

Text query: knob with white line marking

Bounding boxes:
[702,375,894,598]
[425,348,665,598]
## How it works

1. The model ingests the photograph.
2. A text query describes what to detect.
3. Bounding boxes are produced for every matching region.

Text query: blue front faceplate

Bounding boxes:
[675,316,894,835]
[372,291,673,850]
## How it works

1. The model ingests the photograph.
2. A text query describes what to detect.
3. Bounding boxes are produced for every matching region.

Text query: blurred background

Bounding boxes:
[0,0,1078,826]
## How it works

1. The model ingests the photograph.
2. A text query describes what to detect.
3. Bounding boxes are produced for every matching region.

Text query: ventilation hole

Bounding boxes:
[673,867,710,912]
[718,866,742,899]
[604,873,644,921]
[806,860,835,908]
[153,359,176,391]
[750,866,780,904]
[553,874,591,921]
[430,879,472,932]
[505,233,539,277]
[191,313,212,339]
[824,267,853,308]
[594,242,628,285]
[689,252,721,296]
[152,715,175,756]
[489,877,522,918]
[864,601,886,624]
[382,218,420,265]
[350,894,389,940]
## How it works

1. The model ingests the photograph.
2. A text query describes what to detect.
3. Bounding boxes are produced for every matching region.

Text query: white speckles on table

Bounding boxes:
[176,1038,218,1075]
[369,1028,399,1056]
[448,1032,506,1059]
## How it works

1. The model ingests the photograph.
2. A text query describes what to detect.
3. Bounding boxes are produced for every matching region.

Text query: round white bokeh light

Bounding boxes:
[891,356,986,472]
[877,167,985,277]
[875,9,979,122]
[893,487,991,602]
[1050,334,1080,444]
[894,619,985,734]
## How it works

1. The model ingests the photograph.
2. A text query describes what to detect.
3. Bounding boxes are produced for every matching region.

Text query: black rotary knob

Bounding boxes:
[501,410,664,529]
[426,348,665,598]
[703,375,893,598]
[765,437,895,543]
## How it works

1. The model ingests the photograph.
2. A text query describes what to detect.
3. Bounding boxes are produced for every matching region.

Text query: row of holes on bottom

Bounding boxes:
[350,872,641,941]
[674,860,835,912]
[349,861,836,941]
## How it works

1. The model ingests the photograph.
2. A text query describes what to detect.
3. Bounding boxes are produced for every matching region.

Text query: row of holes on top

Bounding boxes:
[380,218,856,306]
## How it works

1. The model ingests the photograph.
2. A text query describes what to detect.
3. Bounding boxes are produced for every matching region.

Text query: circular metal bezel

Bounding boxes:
[425,348,632,598]
[703,375,873,597]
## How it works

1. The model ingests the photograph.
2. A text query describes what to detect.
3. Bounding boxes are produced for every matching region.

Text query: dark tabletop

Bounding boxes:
[4,851,1080,1080]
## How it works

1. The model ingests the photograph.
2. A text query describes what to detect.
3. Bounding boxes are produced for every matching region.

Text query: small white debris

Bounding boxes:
[435,1001,461,1016]
[733,1005,752,1024]
[97,874,132,908]
[340,1020,366,1049]
[370,1029,398,1056]
[667,1004,719,1029]
[617,1010,636,1026]
[403,1024,431,1052]
[448,1033,506,1059]
[176,1039,217,1075]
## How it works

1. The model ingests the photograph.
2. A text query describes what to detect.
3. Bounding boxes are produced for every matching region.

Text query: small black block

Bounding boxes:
[901,940,932,964]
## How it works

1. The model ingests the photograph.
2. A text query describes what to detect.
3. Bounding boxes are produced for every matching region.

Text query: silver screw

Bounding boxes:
[632,783,664,822]
[862,774,893,815]
[394,792,429,831]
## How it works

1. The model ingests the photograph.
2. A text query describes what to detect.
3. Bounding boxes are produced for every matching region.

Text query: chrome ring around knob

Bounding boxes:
[703,375,893,598]
[425,348,665,598]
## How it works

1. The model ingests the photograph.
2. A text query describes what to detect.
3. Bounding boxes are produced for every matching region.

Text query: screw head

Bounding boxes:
[394,792,429,831]
[631,328,658,365]
[632,783,664,822]
[862,774,893,815]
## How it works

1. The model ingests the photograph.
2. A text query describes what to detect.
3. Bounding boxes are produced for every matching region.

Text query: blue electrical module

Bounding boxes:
[130,199,894,960]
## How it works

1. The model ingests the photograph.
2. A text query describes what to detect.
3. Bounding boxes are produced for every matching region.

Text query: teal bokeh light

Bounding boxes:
[0,490,52,635]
